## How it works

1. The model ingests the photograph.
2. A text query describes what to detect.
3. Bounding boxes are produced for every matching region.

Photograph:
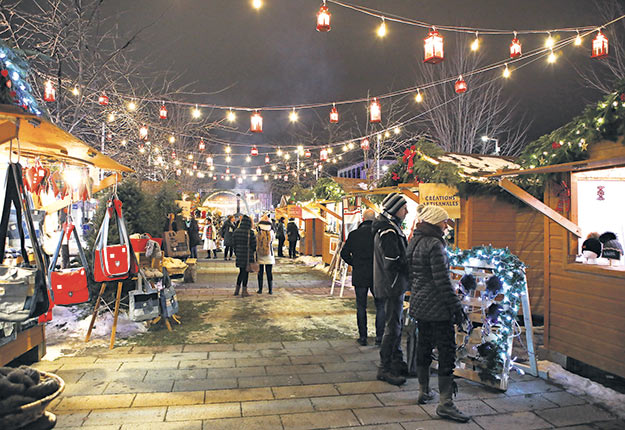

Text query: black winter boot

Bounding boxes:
[416,366,435,404]
[376,367,406,386]
[391,360,409,377]
[268,281,273,295]
[436,376,470,422]
[234,285,240,296]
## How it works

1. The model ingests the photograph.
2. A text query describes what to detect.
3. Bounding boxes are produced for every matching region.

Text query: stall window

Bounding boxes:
[571,166,625,267]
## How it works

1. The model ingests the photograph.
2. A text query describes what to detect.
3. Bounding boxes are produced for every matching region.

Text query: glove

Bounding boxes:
[451,308,468,326]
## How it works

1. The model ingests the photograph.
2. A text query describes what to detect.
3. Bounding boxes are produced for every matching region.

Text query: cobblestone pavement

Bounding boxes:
[33,339,623,430]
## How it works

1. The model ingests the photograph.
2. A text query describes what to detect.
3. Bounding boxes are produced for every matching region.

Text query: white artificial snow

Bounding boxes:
[539,360,625,419]
[297,256,329,273]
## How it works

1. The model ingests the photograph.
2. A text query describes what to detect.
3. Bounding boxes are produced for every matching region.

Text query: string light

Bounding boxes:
[342,144,348,152]
[226,155,232,162]
[168,136,176,144]
[192,104,201,118]
[574,30,583,46]
[128,101,137,111]
[187,154,194,160]
[377,17,387,38]
[252,0,262,10]
[284,153,291,160]
[545,32,555,49]
[502,64,511,78]
[246,155,252,163]
[470,32,480,51]
[225,145,232,153]
[227,110,236,122]
[394,127,401,134]
[415,89,423,103]
[547,49,557,63]
[71,86,79,96]
[277,147,283,157]
[107,113,116,122]
[289,108,299,122]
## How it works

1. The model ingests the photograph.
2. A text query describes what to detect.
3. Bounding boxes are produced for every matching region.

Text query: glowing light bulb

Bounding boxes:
[471,32,480,51]
[121,140,127,146]
[415,90,423,103]
[128,101,137,111]
[547,49,556,63]
[226,155,232,162]
[377,18,387,38]
[227,110,236,122]
[503,64,511,78]
[284,153,291,160]
[271,165,277,171]
[394,127,401,134]
[545,32,554,49]
[343,144,348,152]
[225,145,231,153]
[192,105,201,118]
[289,109,299,122]
[252,0,262,9]
[574,31,582,46]
[348,142,354,150]
[246,156,251,163]
[188,154,194,160]
[139,146,145,154]
[384,131,390,138]
[169,136,175,144]
[71,86,80,96]
[277,148,283,156]
[107,113,115,122]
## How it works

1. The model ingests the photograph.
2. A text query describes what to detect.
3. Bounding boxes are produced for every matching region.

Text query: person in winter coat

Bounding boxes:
[372,193,410,386]
[232,215,256,297]
[256,215,275,294]
[341,209,385,346]
[202,217,217,259]
[286,218,300,258]
[408,204,469,423]
[186,211,201,259]
[276,217,286,257]
[221,215,236,260]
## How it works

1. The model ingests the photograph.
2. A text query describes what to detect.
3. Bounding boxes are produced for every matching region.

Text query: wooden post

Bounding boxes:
[85,283,107,342]
[109,281,123,349]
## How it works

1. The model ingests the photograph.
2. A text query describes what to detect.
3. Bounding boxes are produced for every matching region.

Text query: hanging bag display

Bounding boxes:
[47,220,90,306]
[93,197,137,282]
[0,163,49,322]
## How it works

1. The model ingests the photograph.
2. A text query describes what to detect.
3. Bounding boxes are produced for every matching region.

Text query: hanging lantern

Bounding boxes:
[251,145,259,156]
[283,175,289,182]
[226,167,230,174]
[424,27,444,64]
[44,80,55,102]
[139,125,148,140]
[176,169,181,176]
[256,167,262,175]
[510,34,522,58]
[206,155,213,166]
[159,104,168,119]
[305,149,311,158]
[264,154,270,164]
[98,92,109,106]
[591,30,609,59]
[251,110,263,133]
[199,138,206,151]
[455,75,467,94]
[361,138,370,151]
[329,104,339,123]
[320,148,328,161]
[171,150,176,159]
[192,162,198,170]
[369,98,381,123]
[317,2,331,32]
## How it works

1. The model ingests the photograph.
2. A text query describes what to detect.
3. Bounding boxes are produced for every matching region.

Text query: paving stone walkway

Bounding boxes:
[33,339,623,430]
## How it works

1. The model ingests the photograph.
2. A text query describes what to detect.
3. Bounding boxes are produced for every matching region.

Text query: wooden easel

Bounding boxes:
[85,281,124,349]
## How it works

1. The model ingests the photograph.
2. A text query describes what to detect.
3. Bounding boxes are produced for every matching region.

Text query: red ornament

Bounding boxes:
[0,70,8,77]
[369,98,381,123]
[320,148,328,161]
[424,28,444,64]
[361,138,370,151]
[620,93,625,102]
[265,154,270,164]
[226,167,230,174]
[510,36,522,58]
[199,138,206,151]
[159,105,168,119]
[304,149,311,158]
[98,92,109,106]
[44,81,56,102]
[552,141,562,149]
[251,145,259,156]
[454,75,467,94]
[329,105,339,123]
[171,150,176,159]
[591,31,609,59]
[316,3,331,32]
[251,111,263,133]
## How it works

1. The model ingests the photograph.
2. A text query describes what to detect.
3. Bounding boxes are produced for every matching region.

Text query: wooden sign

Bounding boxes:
[419,183,461,219]
[287,205,302,219]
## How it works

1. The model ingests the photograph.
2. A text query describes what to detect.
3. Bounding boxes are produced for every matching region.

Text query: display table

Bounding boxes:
[0,324,46,366]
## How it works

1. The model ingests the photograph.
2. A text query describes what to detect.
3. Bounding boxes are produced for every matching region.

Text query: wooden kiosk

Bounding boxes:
[0,105,132,365]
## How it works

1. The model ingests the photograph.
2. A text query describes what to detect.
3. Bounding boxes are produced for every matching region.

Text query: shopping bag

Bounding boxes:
[159,285,178,318]
[0,163,49,323]
[128,289,159,322]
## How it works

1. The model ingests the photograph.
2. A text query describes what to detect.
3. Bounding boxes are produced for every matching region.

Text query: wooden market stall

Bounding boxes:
[0,105,132,365]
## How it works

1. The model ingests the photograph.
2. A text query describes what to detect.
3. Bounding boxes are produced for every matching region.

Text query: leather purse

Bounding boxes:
[128,288,160,322]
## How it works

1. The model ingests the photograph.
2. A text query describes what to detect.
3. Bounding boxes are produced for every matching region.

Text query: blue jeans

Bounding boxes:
[355,286,385,341]
[379,293,405,370]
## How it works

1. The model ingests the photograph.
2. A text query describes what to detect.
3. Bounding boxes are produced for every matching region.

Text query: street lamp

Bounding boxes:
[481,135,501,155]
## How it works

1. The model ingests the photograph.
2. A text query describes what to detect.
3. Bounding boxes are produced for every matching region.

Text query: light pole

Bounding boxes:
[481,135,501,155]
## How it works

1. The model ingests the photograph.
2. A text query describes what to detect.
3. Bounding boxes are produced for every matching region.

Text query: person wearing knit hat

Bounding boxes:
[371,193,410,386]
[406,204,469,422]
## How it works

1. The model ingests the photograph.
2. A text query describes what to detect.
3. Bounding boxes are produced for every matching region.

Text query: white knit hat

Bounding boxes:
[417,205,450,225]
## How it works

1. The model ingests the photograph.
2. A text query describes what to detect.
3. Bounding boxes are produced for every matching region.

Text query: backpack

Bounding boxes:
[257,229,271,256]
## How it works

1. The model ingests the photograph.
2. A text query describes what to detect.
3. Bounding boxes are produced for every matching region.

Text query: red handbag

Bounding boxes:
[93,197,138,282]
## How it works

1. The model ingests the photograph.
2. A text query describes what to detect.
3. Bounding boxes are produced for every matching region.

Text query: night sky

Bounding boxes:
[101,0,611,146]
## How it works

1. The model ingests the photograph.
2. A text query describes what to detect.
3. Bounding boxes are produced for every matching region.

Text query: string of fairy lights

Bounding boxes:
[31,1,625,181]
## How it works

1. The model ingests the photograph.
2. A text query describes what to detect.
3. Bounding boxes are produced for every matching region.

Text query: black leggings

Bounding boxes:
[224,246,234,259]
[258,264,273,285]
[416,320,456,376]
[236,267,249,287]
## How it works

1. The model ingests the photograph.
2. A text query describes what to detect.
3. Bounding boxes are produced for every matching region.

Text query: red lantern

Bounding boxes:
[226,167,230,174]
[329,105,339,123]
[284,175,289,182]
[454,75,467,94]
[305,149,311,158]
[256,167,262,175]
[251,145,259,156]
[206,156,213,166]
[251,111,263,133]
[361,138,370,151]
[171,150,176,159]
[424,28,444,64]
[44,81,55,102]
[370,98,381,123]
[591,31,609,59]
[199,138,206,151]
[265,154,270,164]
[139,125,148,140]
[98,92,109,106]
[192,162,197,170]
[510,35,522,58]
[320,148,328,161]
[316,3,331,32]
[159,105,168,119]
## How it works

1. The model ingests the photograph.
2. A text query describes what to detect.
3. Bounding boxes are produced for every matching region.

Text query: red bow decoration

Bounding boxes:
[391,172,400,181]
[402,145,418,175]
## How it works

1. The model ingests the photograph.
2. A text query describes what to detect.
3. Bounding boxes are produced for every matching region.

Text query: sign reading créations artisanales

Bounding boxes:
[419,183,461,218]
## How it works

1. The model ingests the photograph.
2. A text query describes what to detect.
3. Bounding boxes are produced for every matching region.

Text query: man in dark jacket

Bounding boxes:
[286,218,300,258]
[372,193,410,386]
[186,211,201,259]
[408,204,469,423]
[340,209,385,346]
[276,217,286,257]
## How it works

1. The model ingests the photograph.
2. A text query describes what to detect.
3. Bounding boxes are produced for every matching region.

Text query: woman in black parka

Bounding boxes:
[232,215,256,297]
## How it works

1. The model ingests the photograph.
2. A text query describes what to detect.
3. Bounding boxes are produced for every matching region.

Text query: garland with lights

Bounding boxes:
[447,245,527,385]
[0,40,43,115]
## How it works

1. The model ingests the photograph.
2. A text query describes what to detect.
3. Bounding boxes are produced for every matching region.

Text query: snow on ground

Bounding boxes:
[539,360,625,419]
[297,256,330,274]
